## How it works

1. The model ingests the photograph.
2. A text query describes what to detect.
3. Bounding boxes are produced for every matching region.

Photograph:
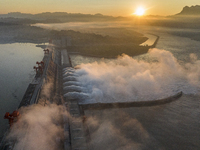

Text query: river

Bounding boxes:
[0,26,200,149]
[69,26,200,150]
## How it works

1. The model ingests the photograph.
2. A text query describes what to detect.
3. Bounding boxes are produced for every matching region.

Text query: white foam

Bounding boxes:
[64,92,90,100]
[63,85,86,93]
[63,76,77,81]
[63,81,81,86]
[63,72,78,77]
[73,49,200,104]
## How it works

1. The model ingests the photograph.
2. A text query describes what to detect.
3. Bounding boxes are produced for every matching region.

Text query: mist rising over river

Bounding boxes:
[0,24,200,149]
[69,26,200,149]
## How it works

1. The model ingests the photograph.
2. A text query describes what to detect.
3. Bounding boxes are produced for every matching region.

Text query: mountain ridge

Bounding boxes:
[176,5,200,16]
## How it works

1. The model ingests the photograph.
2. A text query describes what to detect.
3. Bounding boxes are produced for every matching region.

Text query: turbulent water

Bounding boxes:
[67,27,200,149]
[67,27,200,104]
[65,49,199,103]
[1,26,200,149]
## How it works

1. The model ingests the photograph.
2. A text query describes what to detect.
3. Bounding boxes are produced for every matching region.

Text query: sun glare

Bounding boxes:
[135,7,145,16]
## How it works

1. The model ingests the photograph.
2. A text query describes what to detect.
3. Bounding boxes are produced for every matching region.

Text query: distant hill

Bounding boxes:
[0,12,34,18]
[0,12,122,23]
[176,5,200,16]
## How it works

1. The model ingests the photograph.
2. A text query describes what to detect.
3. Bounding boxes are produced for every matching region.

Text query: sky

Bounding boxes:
[0,0,200,16]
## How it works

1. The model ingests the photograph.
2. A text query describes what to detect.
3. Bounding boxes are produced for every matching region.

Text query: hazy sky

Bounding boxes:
[0,0,200,16]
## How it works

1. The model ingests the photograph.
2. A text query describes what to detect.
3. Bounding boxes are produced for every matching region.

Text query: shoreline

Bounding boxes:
[68,34,160,59]
[68,51,145,59]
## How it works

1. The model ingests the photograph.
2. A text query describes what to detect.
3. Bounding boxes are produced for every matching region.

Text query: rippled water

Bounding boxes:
[70,27,200,149]
[0,43,44,139]
[1,26,200,149]
[144,27,200,150]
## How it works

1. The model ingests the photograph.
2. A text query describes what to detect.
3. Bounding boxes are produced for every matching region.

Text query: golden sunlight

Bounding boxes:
[134,7,145,16]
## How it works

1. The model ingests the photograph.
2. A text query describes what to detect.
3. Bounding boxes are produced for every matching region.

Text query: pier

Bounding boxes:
[60,48,89,150]
[18,50,53,108]
[79,91,182,110]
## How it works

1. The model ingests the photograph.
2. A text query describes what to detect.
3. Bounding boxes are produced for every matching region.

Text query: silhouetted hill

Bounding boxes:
[176,5,200,16]
[0,12,122,23]
[0,12,33,18]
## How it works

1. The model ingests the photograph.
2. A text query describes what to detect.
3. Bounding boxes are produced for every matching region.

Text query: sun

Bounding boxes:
[135,7,145,16]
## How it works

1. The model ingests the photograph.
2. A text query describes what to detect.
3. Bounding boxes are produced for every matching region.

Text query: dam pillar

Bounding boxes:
[61,48,89,150]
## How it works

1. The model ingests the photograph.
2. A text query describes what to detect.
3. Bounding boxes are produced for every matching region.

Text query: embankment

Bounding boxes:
[67,35,160,58]
[79,91,182,110]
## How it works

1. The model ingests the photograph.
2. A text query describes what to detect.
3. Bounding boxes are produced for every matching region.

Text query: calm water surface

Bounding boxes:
[0,43,44,139]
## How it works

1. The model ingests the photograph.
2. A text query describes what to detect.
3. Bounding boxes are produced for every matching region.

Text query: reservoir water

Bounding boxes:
[0,43,44,140]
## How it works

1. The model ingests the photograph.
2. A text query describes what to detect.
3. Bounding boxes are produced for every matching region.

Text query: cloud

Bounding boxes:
[86,109,162,150]
[5,49,200,150]
[63,48,200,104]
[185,53,200,85]
[32,22,132,32]
[7,104,69,150]
[40,81,53,99]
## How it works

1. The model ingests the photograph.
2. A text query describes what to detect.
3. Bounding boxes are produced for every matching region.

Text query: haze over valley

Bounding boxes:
[0,3,200,150]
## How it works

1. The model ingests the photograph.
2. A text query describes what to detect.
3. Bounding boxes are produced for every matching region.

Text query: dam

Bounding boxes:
[0,37,182,150]
[0,39,90,150]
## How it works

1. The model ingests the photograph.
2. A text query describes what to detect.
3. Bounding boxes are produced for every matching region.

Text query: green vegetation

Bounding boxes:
[67,45,149,58]
[51,29,149,58]
[0,24,51,44]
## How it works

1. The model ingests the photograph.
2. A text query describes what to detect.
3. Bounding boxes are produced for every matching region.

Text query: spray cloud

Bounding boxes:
[6,104,69,150]
[69,48,200,103]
